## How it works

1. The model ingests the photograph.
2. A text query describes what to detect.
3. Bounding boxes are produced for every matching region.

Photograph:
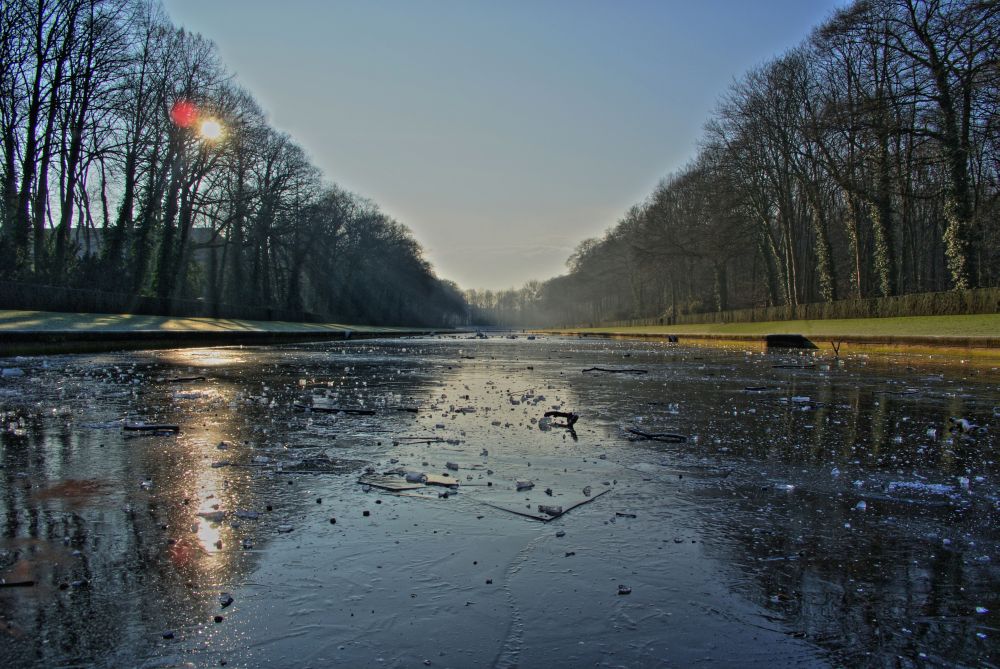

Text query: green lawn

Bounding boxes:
[0,309,421,334]
[546,313,1000,339]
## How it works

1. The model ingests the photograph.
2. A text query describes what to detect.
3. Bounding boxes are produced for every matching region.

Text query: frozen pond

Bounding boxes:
[1,335,998,668]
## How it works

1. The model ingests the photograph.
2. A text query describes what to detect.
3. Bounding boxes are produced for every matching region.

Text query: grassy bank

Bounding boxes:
[0,309,421,334]
[543,313,1000,361]
[547,313,1000,339]
[0,309,436,355]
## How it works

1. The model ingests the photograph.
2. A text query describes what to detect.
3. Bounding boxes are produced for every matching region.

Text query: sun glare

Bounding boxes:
[199,118,224,140]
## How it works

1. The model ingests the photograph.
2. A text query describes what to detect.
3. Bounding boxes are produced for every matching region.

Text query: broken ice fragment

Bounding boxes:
[887,481,953,495]
[950,417,973,432]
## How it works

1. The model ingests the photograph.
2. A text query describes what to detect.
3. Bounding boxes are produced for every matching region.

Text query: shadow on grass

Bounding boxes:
[0,310,365,334]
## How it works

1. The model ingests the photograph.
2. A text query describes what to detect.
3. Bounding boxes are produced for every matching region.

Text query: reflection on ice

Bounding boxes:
[0,337,997,667]
[161,347,247,368]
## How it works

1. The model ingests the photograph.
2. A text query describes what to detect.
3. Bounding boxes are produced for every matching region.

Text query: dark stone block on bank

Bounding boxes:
[765,334,816,349]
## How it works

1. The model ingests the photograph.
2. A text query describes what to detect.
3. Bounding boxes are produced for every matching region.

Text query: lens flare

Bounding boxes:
[169,99,197,128]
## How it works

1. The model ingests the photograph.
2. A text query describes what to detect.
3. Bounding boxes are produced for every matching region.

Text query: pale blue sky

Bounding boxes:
[163,0,848,290]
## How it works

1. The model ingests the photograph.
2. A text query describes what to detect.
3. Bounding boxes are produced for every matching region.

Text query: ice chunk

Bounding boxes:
[887,481,953,495]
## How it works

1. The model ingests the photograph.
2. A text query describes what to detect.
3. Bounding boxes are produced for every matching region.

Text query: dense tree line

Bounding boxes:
[470,0,998,327]
[0,0,466,326]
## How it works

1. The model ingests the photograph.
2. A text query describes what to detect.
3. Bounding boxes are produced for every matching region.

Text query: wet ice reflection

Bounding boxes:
[0,337,997,667]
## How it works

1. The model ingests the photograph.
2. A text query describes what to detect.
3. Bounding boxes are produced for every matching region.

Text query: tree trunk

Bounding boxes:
[809,201,836,302]
[712,262,728,312]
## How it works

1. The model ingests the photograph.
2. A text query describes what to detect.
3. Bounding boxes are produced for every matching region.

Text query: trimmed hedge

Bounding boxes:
[598,287,1000,328]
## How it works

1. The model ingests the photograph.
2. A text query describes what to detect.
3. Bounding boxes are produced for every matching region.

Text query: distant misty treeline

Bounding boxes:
[469,0,998,327]
[0,0,466,326]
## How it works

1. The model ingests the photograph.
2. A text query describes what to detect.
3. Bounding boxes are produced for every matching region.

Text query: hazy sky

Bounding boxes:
[163,0,847,290]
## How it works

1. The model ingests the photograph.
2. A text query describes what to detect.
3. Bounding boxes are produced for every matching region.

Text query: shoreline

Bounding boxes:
[540,326,1000,362]
[3,309,998,359]
[0,309,440,355]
